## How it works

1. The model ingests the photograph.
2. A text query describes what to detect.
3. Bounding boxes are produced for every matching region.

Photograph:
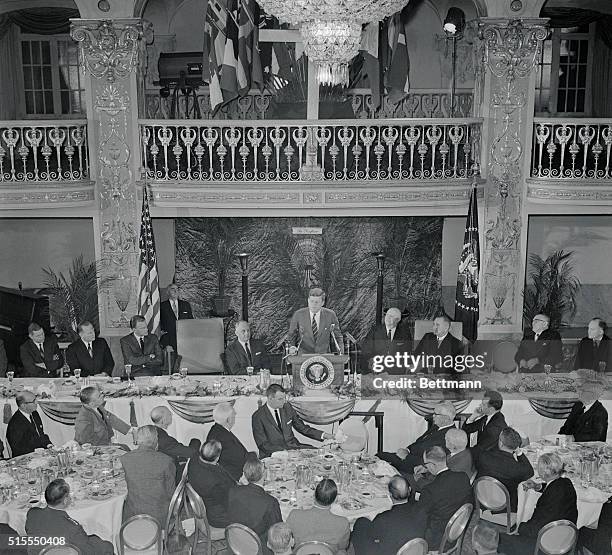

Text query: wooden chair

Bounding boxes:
[119,514,163,554]
[184,483,226,555]
[435,503,473,555]
[474,476,517,533]
[225,523,263,555]
[396,537,428,555]
[294,540,336,554]
[534,519,578,555]
[164,466,189,553]
[39,546,81,555]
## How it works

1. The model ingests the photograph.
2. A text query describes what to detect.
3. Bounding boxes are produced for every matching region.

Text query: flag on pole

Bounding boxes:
[454,185,480,342]
[137,186,160,334]
[219,0,241,104]
[360,22,382,112]
[238,0,263,93]
[203,0,227,111]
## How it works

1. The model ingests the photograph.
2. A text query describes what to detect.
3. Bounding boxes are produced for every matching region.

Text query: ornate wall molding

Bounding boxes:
[527,182,612,202]
[0,186,94,206]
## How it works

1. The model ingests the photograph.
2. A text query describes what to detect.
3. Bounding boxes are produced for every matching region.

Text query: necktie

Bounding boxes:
[139,337,145,352]
[30,415,39,436]
[311,315,318,340]
[245,343,253,365]
[534,333,540,342]
[98,408,107,422]
[87,343,93,357]
[387,329,392,340]
[274,409,282,430]
[172,301,178,319]
[38,343,44,357]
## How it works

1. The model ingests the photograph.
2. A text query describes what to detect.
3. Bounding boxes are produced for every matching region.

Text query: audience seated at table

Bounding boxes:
[413,315,463,373]
[471,523,502,555]
[574,317,611,371]
[417,445,473,549]
[476,427,534,512]
[360,307,412,373]
[286,478,351,554]
[463,390,507,460]
[252,383,333,458]
[120,425,175,526]
[378,401,456,474]
[19,322,64,378]
[559,380,608,442]
[7,391,52,457]
[227,453,282,549]
[499,452,577,555]
[267,523,295,555]
[224,320,270,375]
[514,313,562,373]
[66,321,114,377]
[159,282,193,352]
[120,315,164,376]
[187,439,236,528]
[74,385,131,446]
[206,401,247,481]
[578,500,612,555]
[26,478,113,554]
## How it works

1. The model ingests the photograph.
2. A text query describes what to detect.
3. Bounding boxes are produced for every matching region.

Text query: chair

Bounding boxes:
[436,503,473,555]
[473,477,516,533]
[338,417,368,453]
[119,514,163,554]
[396,537,428,555]
[177,319,225,374]
[225,523,263,555]
[294,540,336,555]
[164,468,189,553]
[534,519,578,555]
[491,341,519,373]
[39,546,81,555]
[184,483,226,555]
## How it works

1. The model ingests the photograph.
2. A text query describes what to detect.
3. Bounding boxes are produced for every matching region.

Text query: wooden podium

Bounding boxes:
[288,353,349,391]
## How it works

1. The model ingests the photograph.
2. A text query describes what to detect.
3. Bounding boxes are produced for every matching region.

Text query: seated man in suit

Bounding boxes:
[187,439,236,528]
[578,500,612,555]
[379,401,456,474]
[120,315,163,376]
[267,523,295,555]
[463,390,507,460]
[360,307,412,374]
[26,478,113,554]
[287,478,351,554]
[414,315,463,373]
[19,322,64,378]
[228,453,282,547]
[559,380,608,441]
[74,385,131,445]
[287,287,343,355]
[574,317,610,371]
[224,320,270,375]
[207,401,247,481]
[66,321,114,377]
[160,283,193,352]
[252,383,334,458]
[515,313,562,372]
[7,391,52,457]
[476,427,534,513]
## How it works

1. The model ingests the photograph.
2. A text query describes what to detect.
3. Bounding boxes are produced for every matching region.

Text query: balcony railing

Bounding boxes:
[0,120,89,183]
[531,118,612,180]
[140,118,481,183]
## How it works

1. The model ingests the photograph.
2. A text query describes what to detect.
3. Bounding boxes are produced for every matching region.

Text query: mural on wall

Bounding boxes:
[175,217,443,347]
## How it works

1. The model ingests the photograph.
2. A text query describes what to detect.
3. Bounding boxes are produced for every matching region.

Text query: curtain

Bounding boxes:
[5,8,79,35]
[0,22,19,119]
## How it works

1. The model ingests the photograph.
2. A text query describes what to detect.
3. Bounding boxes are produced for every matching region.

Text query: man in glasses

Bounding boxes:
[514,313,562,373]
[6,391,52,457]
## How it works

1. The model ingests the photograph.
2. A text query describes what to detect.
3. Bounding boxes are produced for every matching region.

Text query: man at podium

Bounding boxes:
[287,288,343,355]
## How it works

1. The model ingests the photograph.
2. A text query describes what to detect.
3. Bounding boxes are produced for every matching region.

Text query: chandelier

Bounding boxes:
[257,0,410,86]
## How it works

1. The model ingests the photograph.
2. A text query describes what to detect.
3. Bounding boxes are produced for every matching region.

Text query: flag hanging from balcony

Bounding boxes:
[384,9,411,104]
[360,22,382,112]
[137,186,160,334]
[454,184,480,342]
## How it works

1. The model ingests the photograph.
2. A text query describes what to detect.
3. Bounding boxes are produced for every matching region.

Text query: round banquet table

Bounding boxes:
[0,445,127,551]
[517,440,612,529]
[262,448,394,523]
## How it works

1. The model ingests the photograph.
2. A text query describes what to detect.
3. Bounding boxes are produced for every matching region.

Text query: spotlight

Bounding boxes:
[443,7,466,36]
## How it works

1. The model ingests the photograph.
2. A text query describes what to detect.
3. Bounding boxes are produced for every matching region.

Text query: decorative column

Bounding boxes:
[71,19,149,335]
[477,18,548,336]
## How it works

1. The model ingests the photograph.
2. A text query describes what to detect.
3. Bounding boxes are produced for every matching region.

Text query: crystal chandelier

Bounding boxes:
[257,0,410,86]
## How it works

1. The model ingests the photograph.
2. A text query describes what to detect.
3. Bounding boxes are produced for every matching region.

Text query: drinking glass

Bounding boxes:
[180,367,188,379]
[124,364,132,382]
[246,366,254,378]
[213,381,221,396]
[74,368,81,381]
[6,371,14,383]
[598,361,607,373]
[544,364,552,375]
[427,365,434,375]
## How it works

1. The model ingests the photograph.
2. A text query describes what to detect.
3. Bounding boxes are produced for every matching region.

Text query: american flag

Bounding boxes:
[137,186,160,334]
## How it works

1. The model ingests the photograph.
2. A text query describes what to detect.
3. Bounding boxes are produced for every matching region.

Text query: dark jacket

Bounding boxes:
[360,322,413,373]
[224,338,270,375]
[160,298,193,351]
[206,422,248,481]
[414,332,464,373]
[514,328,562,372]
[6,410,51,457]
[448,448,475,478]
[19,336,64,377]
[287,307,343,354]
[462,411,508,459]
[66,337,114,376]
[227,483,282,545]
[574,335,610,371]
[559,400,608,442]
[120,333,163,376]
[156,426,199,465]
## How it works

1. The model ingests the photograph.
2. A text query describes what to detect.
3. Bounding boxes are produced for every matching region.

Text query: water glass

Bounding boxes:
[124,364,132,382]
[6,371,14,383]
[180,367,188,379]
[246,366,254,377]
[544,364,552,375]
[213,381,221,396]
[598,361,607,372]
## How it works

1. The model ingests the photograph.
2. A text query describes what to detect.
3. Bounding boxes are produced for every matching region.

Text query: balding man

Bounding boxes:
[224,321,269,375]
[361,307,413,374]
[574,317,610,371]
[7,391,52,457]
[515,313,562,372]
[206,402,247,481]
[414,315,463,373]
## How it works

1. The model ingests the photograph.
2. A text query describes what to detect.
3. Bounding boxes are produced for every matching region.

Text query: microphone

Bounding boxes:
[274,332,288,351]
[330,323,342,354]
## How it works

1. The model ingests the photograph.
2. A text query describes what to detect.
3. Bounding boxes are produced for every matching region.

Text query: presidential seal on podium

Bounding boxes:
[299,355,335,389]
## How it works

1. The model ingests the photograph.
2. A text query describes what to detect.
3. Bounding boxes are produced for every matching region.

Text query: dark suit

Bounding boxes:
[448,448,475,477]
[66,337,114,376]
[559,400,608,442]
[462,411,507,460]
[120,332,163,376]
[224,338,269,375]
[160,298,193,351]
[360,322,413,373]
[6,410,51,457]
[574,335,610,371]
[414,332,464,373]
[26,506,113,554]
[156,426,199,482]
[252,402,324,459]
[514,328,562,372]
[206,423,248,481]
[19,336,64,377]
[287,307,343,354]
[476,449,534,511]
[0,338,7,375]
[187,457,236,528]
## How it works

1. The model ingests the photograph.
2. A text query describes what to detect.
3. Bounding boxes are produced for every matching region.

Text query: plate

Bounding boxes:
[339,498,366,511]
[89,489,113,500]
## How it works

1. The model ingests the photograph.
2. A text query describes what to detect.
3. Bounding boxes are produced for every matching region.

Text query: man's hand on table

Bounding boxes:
[396,448,409,460]
[526,358,539,370]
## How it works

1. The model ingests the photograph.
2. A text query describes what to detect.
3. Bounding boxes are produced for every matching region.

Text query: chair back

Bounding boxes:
[184,483,212,537]
[474,477,514,533]
[120,514,162,554]
[164,466,188,551]
[438,503,473,555]
[413,320,463,343]
[396,537,428,555]
[294,540,336,555]
[39,546,81,555]
[491,341,519,373]
[338,417,368,453]
[535,519,578,555]
[225,523,262,555]
[177,319,224,373]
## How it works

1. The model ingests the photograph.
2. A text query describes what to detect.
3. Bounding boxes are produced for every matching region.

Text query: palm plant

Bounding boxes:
[523,250,581,329]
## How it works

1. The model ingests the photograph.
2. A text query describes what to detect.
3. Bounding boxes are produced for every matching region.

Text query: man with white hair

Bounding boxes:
[206,401,247,481]
[445,428,474,477]
[559,380,608,442]
[224,320,269,375]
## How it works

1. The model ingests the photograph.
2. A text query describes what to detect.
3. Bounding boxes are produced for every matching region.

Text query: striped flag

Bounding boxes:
[384,11,411,104]
[219,0,241,104]
[454,185,480,342]
[203,0,228,111]
[238,0,263,93]
[137,186,160,334]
